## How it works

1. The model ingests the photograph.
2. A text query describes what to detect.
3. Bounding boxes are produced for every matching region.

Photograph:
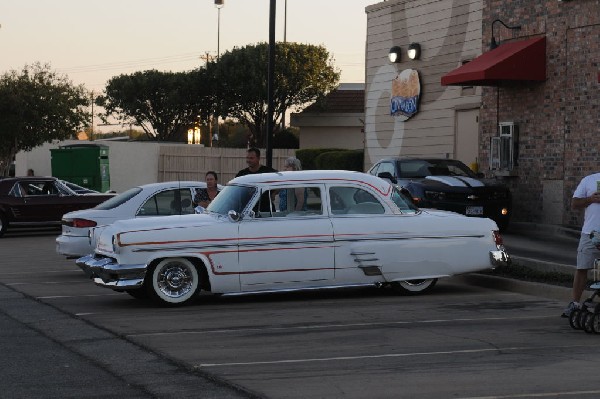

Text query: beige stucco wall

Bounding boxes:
[292,111,364,150]
[364,0,483,169]
[299,126,364,150]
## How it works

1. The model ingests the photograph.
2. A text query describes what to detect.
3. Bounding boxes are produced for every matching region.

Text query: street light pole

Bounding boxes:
[214,0,224,147]
[266,0,276,168]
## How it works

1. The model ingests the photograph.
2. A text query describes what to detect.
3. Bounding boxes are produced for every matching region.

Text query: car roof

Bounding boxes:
[135,181,206,190]
[230,170,391,191]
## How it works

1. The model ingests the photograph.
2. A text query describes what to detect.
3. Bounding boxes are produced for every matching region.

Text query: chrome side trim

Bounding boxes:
[222,282,378,297]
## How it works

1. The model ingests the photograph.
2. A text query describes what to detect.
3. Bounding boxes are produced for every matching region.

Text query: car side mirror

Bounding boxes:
[228,210,241,222]
[377,172,397,184]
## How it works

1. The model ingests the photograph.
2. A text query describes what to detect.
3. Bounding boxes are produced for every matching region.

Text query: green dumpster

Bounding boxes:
[51,144,110,192]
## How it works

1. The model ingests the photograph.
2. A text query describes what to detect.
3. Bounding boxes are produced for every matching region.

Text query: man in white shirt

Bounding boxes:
[563,172,600,317]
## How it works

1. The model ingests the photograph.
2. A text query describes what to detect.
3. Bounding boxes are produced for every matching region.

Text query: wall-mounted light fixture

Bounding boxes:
[388,46,402,63]
[407,43,421,60]
[490,19,521,50]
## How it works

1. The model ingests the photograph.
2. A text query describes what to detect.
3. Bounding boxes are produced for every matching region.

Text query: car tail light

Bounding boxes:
[63,218,97,228]
[492,230,504,246]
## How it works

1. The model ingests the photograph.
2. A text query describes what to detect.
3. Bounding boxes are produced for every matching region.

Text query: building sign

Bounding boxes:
[390,69,421,120]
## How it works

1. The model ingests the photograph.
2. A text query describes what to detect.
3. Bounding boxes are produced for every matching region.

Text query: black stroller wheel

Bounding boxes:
[583,312,595,333]
[569,309,582,330]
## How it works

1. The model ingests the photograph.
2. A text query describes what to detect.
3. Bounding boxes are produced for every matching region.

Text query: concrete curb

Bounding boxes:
[511,255,576,276]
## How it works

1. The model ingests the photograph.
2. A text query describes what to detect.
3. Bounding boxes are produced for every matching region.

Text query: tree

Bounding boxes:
[0,63,89,176]
[97,69,213,142]
[216,42,339,147]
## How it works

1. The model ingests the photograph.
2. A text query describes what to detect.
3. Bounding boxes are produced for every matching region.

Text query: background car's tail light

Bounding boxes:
[492,230,504,246]
[63,218,97,228]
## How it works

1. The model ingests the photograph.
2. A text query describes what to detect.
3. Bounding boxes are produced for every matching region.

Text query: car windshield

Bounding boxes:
[95,187,142,210]
[207,185,256,215]
[399,160,477,178]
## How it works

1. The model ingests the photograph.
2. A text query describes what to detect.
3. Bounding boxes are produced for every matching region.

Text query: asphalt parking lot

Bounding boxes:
[3,231,600,399]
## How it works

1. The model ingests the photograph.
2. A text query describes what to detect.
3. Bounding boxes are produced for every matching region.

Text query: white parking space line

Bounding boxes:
[7,281,90,286]
[128,315,555,338]
[459,389,600,398]
[0,269,80,276]
[196,344,588,368]
[37,293,123,299]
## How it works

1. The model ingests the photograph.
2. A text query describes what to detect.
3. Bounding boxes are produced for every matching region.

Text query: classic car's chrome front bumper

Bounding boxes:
[489,248,511,268]
[76,254,147,290]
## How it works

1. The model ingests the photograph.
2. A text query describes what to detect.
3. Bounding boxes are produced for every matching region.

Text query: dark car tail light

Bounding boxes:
[492,230,504,246]
[63,218,97,228]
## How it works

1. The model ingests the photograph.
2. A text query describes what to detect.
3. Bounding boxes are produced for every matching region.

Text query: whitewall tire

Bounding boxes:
[147,258,200,305]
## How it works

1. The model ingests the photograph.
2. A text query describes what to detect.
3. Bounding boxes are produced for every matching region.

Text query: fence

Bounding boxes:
[158,146,296,184]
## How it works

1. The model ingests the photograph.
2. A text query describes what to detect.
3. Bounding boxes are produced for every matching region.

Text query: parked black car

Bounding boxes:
[0,176,114,237]
[367,158,511,230]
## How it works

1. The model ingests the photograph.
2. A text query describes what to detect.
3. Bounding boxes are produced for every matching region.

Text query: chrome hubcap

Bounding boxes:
[157,263,193,298]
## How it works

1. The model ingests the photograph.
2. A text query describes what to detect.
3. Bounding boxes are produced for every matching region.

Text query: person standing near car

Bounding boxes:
[193,171,221,209]
[279,157,306,212]
[562,172,600,318]
[235,147,277,177]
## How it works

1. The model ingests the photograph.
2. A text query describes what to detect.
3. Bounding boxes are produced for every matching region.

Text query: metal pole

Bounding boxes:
[266,0,276,168]
[214,0,224,147]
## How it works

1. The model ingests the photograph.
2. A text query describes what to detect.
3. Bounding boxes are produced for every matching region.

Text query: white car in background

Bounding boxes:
[56,181,208,258]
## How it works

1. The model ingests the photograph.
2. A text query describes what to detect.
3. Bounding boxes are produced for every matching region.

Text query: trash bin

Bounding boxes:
[51,144,110,192]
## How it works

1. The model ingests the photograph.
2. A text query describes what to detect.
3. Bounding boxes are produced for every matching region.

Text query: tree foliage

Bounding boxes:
[216,42,339,147]
[97,69,213,142]
[0,63,89,176]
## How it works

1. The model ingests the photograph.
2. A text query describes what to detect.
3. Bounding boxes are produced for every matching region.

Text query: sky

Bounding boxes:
[0,0,375,92]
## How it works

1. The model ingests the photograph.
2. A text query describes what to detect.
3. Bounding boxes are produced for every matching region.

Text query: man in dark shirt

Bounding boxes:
[235,147,277,177]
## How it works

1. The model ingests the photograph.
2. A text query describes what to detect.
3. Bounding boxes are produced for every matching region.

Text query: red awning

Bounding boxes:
[441,36,546,86]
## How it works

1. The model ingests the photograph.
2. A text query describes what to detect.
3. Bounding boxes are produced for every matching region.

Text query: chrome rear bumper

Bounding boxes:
[76,254,147,290]
[489,249,511,268]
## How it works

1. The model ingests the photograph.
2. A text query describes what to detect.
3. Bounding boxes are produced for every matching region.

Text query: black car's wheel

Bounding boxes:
[146,258,200,306]
[392,278,437,295]
[0,212,7,238]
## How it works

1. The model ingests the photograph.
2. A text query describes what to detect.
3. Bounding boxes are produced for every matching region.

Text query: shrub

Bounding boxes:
[315,149,364,171]
[296,148,343,170]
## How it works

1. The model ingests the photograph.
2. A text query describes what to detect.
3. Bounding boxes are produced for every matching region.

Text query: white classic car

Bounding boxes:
[77,170,510,305]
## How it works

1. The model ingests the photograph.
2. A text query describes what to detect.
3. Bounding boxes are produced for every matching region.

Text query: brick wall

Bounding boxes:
[479,0,600,228]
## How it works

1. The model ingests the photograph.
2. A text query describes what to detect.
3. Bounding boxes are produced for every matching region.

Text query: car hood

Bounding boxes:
[96,213,224,253]
[406,176,507,190]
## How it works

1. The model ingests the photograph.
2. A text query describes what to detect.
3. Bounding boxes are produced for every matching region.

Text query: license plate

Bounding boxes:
[466,206,483,215]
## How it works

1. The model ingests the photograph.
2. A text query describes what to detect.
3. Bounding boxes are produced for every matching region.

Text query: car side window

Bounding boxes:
[254,187,322,218]
[138,189,181,216]
[329,186,385,215]
[20,181,59,196]
[377,162,397,178]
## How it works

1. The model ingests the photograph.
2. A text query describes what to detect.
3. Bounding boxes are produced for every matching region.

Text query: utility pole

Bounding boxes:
[90,91,94,141]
